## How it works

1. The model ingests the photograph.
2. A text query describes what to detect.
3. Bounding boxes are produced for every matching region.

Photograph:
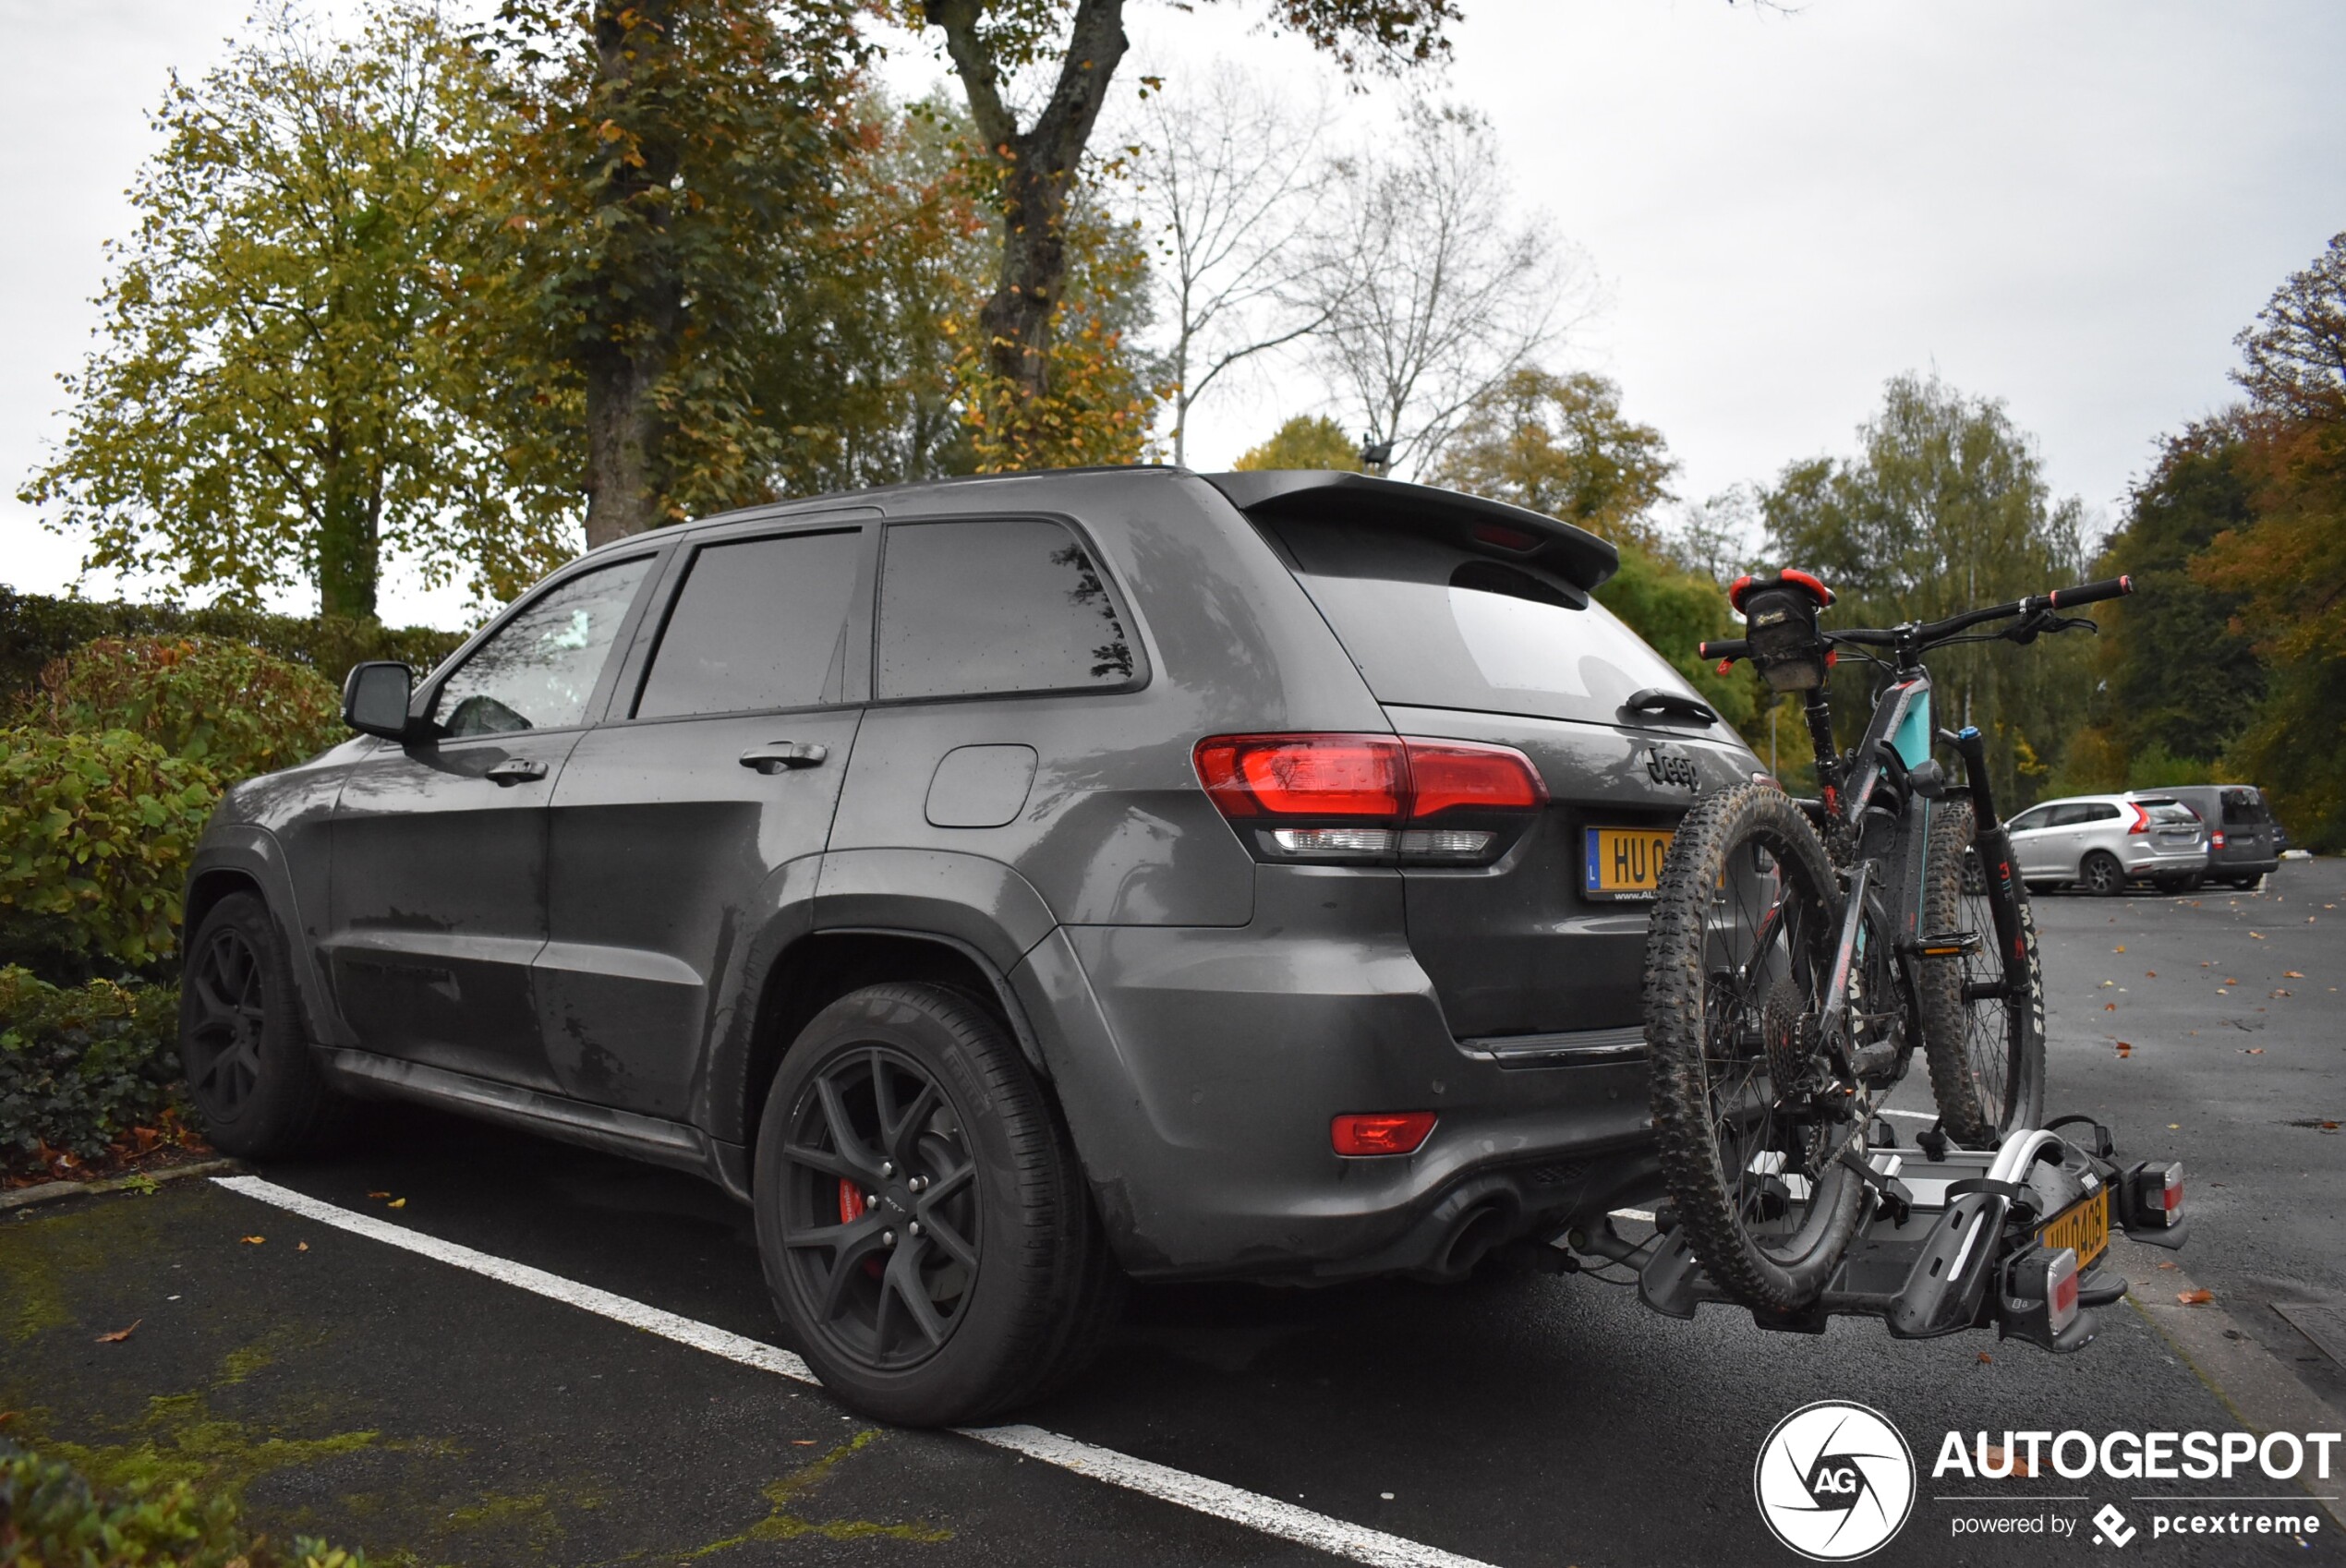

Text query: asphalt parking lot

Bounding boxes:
[6,862,2341,1567]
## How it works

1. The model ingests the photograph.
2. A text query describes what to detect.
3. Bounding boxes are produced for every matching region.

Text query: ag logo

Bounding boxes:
[1646,746,1700,791]
[1753,1401,1916,1561]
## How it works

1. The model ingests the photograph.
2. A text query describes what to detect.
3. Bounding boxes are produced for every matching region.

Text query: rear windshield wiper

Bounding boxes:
[1622,688,1716,724]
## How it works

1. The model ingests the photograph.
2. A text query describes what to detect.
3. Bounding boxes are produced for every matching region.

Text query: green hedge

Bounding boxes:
[0,967,181,1172]
[18,635,346,781]
[0,1438,365,1567]
[0,729,219,977]
[0,586,468,703]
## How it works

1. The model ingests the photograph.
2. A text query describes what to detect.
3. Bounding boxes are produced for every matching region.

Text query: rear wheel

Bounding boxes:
[177,891,341,1158]
[1919,807,2046,1145]
[2081,850,2127,898]
[754,983,1115,1427]
[1645,785,1871,1312]
[2228,873,2265,891]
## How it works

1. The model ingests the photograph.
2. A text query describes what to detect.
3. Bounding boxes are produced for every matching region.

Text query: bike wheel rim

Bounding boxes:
[1956,849,2023,1130]
[776,1044,981,1371]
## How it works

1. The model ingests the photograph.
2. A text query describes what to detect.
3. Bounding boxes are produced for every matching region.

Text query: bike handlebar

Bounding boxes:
[1702,575,2133,665]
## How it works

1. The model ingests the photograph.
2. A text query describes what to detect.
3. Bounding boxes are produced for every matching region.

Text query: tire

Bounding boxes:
[1644,784,1871,1312]
[2080,850,2127,898]
[2229,874,2264,892]
[754,983,1114,1427]
[177,890,341,1158]
[2153,874,2191,895]
[1918,808,2046,1145]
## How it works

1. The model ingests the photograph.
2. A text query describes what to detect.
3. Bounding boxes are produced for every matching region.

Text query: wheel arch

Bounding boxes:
[184,829,337,1045]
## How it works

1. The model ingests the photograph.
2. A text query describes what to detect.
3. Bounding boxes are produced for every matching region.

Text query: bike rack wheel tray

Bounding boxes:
[1571,1115,2189,1353]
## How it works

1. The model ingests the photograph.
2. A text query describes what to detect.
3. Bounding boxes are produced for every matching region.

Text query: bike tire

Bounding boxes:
[1644,784,1871,1312]
[1919,805,2046,1144]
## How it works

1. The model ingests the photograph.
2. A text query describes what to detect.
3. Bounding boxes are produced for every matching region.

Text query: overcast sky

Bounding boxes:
[4,0,2340,627]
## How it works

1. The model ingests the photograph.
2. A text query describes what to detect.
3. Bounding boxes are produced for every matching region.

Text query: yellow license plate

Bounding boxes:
[1585,827,1675,899]
[2038,1185,2110,1270]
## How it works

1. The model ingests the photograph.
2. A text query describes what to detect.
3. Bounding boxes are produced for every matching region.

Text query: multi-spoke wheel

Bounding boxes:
[753,983,1119,1427]
[1920,807,2045,1144]
[1644,784,1873,1312]
[176,890,339,1157]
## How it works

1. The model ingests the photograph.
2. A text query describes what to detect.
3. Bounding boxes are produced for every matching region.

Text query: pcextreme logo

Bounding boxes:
[1754,1401,1917,1562]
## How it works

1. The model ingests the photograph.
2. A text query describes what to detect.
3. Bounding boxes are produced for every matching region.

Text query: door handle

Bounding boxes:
[485,758,549,786]
[739,742,829,776]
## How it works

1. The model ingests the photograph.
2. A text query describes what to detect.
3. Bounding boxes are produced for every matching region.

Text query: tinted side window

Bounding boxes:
[635,530,862,718]
[2080,803,2122,823]
[876,519,1135,701]
[433,557,652,738]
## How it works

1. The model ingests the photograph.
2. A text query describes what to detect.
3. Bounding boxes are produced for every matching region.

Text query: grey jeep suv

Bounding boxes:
[179,467,1760,1424]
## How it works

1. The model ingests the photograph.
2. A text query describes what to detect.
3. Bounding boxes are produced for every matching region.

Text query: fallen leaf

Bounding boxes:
[2217,989,2230,995]
[2105,1002,2118,1010]
[1977,1352,1994,1364]
[2146,971,2157,978]
[387,1198,407,1210]
[240,1236,265,1246]
[297,1241,309,1252]
[367,1190,391,1199]
[1982,1445,2036,1478]
[2201,960,2212,967]
[93,1320,141,1344]
[792,1440,816,1446]
[2178,1288,2213,1306]
[2114,945,2126,953]
[2285,971,2304,979]
[2115,1042,2134,1057]
[2272,990,2292,998]
[2251,932,2265,939]
[2156,1260,2179,1271]
[2169,1122,2180,1128]
[2225,977,2240,984]
[2323,1122,2340,1133]
[2242,1047,2265,1055]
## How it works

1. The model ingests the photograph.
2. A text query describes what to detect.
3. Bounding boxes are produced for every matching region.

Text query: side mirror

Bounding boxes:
[343,661,419,742]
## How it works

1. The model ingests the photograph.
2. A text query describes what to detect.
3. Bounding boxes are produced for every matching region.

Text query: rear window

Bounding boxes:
[1256,515,1705,727]
[876,519,1138,701]
[2221,789,2269,826]
[2144,802,2198,826]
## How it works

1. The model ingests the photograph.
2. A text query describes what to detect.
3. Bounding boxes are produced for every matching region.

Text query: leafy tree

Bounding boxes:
[1761,372,2089,807]
[907,0,1458,461]
[1229,414,1361,471]
[2070,419,2263,779]
[2195,233,2346,848]
[19,3,554,619]
[1433,369,1673,540]
[476,0,867,545]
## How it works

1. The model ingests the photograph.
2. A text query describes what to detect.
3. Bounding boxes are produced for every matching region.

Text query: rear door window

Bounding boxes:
[876,518,1138,701]
[635,529,863,718]
[1252,514,1700,727]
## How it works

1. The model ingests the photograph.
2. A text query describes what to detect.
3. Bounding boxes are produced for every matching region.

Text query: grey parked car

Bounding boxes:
[2152,784,2281,889]
[178,467,1760,1424]
[2005,791,2207,895]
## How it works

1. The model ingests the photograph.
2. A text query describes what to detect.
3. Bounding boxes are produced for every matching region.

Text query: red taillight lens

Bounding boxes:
[1403,740,1548,817]
[2211,831,2226,849]
[2127,802,2150,835]
[2046,1247,2081,1333]
[1193,735,1406,820]
[1331,1112,1437,1157]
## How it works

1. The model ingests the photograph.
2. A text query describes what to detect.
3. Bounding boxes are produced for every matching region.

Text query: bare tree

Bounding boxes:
[1125,69,1340,465]
[1306,101,1596,476]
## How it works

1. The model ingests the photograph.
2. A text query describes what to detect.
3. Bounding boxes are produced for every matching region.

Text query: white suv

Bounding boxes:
[2005,792,2208,896]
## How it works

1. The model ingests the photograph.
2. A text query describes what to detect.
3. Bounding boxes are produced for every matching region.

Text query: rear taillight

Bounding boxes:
[2127,802,2150,835]
[2045,1247,2082,1333]
[1331,1112,1437,1156]
[2004,1245,2083,1344]
[2123,1160,2185,1229]
[1194,733,1547,864]
[2211,831,2226,849]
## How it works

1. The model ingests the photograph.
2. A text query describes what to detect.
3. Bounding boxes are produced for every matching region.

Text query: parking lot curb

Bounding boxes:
[0,1158,244,1213]
[2110,1236,2346,1528]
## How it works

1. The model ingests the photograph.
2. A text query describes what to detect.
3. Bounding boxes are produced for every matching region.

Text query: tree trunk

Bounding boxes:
[579,0,685,548]
[316,439,378,620]
[931,0,1129,408]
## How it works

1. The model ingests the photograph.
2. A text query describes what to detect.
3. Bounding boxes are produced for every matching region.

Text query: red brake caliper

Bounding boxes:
[839,1178,884,1277]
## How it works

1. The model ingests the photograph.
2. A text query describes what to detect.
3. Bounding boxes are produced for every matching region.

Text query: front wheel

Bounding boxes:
[1919,808,2046,1145]
[177,891,341,1158]
[753,983,1117,1427]
[1644,785,1870,1312]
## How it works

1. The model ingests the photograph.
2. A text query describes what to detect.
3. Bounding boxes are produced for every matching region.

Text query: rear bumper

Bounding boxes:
[1011,866,1659,1282]
[2118,840,2207,874]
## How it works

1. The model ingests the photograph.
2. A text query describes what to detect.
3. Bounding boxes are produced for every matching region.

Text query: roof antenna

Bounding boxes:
[1359,438,1394,477]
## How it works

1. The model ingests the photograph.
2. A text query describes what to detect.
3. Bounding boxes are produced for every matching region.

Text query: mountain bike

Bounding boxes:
[1640,569,2133,1312]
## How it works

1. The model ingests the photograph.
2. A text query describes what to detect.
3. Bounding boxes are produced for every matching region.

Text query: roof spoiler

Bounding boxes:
[1203,470,1619,591]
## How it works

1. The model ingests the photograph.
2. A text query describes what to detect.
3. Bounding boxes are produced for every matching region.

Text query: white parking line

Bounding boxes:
[214,1176,1501,1568]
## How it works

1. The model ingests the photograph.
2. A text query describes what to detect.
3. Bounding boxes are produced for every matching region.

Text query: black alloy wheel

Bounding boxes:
[775,1044,983,1371]
[754,983,1120,1427]
[176,890,339,1157]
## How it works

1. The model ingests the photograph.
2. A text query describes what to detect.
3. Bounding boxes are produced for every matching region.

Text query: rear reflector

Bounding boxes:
[1332,1112,1438,1157]
[2046,1247,2081,1333]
